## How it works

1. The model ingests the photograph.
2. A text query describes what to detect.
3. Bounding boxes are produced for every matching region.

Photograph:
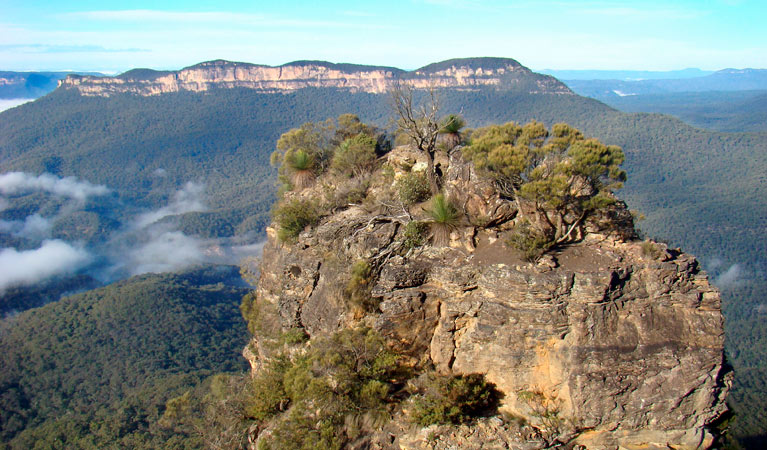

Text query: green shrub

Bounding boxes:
[640,240,664,260]
[244,356,292,421]
[332,134,377,178]
[324,178,369,211]
[426,194,460,245]
[240,292,281,339]
[280,328,309,345]
[409,372,498,426]
[253,328,400,450]
[395,172,430,205]
[507,221,554,262]
[345,260,376,311]
[273,198,320,242]
[402,221,429,250]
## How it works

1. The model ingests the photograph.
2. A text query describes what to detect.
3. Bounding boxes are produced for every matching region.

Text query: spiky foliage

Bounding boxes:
[439,114,466,150]
[426,194,460,245]
[285,149,316,189]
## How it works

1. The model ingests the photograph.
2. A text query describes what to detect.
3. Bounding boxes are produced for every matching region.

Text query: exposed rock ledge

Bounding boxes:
[58,58,573,97]
[247,146,730,450]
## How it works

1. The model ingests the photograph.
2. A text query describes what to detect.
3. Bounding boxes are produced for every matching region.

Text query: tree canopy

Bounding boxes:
[463,121,626,244]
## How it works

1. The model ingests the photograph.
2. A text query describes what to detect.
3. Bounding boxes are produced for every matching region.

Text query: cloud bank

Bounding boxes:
[0,172,110,202]
[0,240,92,291]
[714,264,742,288]
[134,181,206,228]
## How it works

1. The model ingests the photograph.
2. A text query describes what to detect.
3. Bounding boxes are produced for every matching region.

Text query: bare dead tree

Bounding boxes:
[391,82,442,195]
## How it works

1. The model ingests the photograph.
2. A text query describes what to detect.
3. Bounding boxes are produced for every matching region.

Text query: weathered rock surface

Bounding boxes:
[249,146,729,449]
[59,58,572,97]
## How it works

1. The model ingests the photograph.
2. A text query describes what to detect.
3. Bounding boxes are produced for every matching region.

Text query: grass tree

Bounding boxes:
[426,194,460,245]
[439,114,466,150]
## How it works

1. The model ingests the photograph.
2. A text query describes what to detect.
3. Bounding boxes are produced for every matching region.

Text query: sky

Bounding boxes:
[1,0,765,73]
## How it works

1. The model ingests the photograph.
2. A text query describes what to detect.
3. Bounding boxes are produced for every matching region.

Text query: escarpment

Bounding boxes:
[243,118,729,450]
[58,57,572,96]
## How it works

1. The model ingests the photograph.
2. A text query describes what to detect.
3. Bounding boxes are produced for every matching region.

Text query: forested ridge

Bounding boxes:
[0,267,249,448]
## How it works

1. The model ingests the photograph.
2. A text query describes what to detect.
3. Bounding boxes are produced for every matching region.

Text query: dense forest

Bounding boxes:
[0,266,249,448]
[0,84,765,445]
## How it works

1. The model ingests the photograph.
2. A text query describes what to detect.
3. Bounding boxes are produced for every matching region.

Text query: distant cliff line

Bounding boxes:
[58,57,574,97]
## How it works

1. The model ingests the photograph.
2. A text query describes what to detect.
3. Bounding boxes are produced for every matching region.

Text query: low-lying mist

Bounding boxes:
[0,172,264,300]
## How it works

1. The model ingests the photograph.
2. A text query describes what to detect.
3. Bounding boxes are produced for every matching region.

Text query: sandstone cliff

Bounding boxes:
[247,141,729,450]
[58,57,572,96]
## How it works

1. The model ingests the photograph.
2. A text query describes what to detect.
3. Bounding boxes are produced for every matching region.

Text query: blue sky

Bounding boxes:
[1,0,765,73]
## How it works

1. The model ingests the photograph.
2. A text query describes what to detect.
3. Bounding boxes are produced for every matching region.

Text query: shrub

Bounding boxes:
[409,372,499,426]
[402,221,429,250]
[285,149,316,189]
[244,356,292,421]
[517,389,564,437]
[507,221,554,262]
[345,260,376,312]
[240,292,281,339]
[395,172,430,205]
[253,328,400,450]
[426,194,460,245]
[324,177,369,211]
[273,198,320,242]
[640,240,664,260]
[332,134,377,178]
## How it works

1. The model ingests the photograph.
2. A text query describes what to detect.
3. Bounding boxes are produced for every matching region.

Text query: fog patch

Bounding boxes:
[0,214,52,240]
[0,172,110,202]
[22,214,53,239]
[0,240,91,291]
[0,99,32,112]
[125,228,206,276]
[152,168,167,177]
[714,264,742,288]
[134,182,206,228]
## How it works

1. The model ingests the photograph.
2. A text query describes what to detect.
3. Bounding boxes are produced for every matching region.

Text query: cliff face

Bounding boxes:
[249,145,729,450]
[58,58,572,96]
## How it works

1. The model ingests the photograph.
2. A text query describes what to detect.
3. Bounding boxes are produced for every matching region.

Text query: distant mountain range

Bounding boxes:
[0,71,103,99]
[563,68,767,98]
[60,57,570,96]
[541,68,715,80]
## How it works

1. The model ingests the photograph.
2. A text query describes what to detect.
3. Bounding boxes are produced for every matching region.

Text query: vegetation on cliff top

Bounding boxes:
[271,108,628,257]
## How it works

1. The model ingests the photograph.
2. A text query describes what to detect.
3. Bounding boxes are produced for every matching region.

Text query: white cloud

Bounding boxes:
[0,99,33,112]
[134,181,206,228]
[126,230,206,275]
[16,214,52,240]
[714,264,742,288]
[0,240,91,291]
[0,172,110,202]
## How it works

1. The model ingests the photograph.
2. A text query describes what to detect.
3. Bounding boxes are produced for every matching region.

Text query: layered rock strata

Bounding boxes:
[249,146,729,449]
[59,58,572,97]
